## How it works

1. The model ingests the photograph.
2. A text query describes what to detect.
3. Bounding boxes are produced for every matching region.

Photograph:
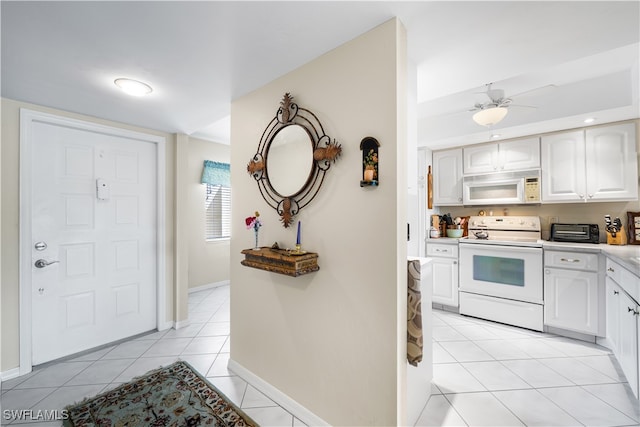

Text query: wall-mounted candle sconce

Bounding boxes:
[360,136,379,187]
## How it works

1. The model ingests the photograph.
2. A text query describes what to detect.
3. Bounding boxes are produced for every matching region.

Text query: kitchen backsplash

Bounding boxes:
[439,200,639,242]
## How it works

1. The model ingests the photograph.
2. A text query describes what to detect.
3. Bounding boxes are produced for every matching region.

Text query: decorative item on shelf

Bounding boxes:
[289,220,306,255]
[360,136,379,187]
[627,211,640,245]
[247,93,342,228]
[245,211,262,250]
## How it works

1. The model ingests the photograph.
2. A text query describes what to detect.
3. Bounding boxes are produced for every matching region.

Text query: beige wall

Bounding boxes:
[187,137,230,289]
[0,98,177,372]
[230,19,407,426]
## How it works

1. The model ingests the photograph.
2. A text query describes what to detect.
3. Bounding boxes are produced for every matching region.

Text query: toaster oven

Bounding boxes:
[550,223,599,244]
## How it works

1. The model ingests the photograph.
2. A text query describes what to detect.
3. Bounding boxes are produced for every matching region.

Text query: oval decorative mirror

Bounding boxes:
[266,124,313,197]
[247,93,342,227]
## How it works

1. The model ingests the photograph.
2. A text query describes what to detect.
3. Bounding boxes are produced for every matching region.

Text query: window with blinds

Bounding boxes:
[205,184,231,240]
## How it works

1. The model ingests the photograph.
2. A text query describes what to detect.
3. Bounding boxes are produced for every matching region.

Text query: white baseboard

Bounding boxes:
[1,367,20,381]
[227,358,329,427]
[174,319,190,330]
[158,320,174,331]
[189,280,230,293]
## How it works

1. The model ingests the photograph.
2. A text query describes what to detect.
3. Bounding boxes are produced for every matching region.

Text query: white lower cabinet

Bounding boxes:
[431,258,459,307]
[544,267,599,334]
[604,259,640,398]
[620,289,639,397]
[427,242,459,307]
[543,250,600,334]
[606,277,621,354]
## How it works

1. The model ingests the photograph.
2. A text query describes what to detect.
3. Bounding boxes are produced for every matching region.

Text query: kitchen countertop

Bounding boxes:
[543,241,640,277]
[425,237,464,245]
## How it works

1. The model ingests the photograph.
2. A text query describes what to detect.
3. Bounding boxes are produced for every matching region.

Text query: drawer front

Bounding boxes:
[545,250,599,271]
[427,243,458,258]
[606,258,623,283]
[607,258,640,304]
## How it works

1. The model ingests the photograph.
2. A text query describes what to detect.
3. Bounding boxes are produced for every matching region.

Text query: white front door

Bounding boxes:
[29,120,157,365]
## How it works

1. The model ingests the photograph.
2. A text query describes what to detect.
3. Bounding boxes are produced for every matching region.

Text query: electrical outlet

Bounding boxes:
[549,216,559,224]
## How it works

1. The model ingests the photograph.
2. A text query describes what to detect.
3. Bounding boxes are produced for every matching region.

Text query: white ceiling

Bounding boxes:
[2,1,639,149]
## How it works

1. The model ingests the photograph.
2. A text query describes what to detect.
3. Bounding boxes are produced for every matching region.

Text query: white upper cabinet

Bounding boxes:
[499,138,541,171]
[585,123,638,201]
[463,138,540,174]
[463,144,498,174]
[542,123,638,203]
[432,148,463,206]
[541,130,586,202]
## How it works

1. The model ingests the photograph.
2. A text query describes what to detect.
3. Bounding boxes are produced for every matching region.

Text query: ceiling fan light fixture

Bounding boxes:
[473,107,508,127]
[114,78,153,96]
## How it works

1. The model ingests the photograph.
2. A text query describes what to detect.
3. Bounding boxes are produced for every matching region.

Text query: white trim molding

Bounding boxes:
[228,358,329,427]
[1,368,21,382]
[188,280,230,294]
[18,108,168,375]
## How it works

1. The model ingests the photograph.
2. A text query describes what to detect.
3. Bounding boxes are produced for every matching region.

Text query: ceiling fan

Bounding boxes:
[470,83,539,127]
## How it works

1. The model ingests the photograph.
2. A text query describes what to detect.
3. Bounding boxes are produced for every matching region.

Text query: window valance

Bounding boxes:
[201,160,230,187]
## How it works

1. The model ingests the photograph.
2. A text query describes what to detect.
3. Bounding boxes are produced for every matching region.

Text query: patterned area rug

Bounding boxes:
[63,360,257,427]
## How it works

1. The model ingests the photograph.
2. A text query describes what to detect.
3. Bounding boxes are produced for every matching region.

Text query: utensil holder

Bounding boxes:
[607,231,627,245]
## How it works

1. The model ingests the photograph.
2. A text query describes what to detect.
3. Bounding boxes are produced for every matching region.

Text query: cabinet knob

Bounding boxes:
[608,267,615,272]
[628,307,639,315]
[453,261,457,265]
[588,194,594,199]
[545,269,550,274]
[579,194,584,199]
[614,290,619,295]
[458,197,462,202]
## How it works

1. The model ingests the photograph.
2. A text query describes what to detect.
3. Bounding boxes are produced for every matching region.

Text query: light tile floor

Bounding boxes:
[3,286,640,426]
[417,308,640,427]
[0,285,304,427]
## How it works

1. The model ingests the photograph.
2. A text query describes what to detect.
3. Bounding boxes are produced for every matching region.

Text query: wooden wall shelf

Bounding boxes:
[241,247,319,277]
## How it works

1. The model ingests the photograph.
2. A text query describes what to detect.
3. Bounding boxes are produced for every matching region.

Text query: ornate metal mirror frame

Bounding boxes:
[247,93,342,227]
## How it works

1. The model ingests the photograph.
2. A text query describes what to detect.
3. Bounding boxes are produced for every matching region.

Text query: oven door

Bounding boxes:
[459,243,543,304]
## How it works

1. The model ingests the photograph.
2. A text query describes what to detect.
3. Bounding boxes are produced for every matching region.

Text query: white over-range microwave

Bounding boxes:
[462,169,541,205]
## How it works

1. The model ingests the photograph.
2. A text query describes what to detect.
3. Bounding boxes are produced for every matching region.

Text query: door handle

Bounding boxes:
[34,259,59,268]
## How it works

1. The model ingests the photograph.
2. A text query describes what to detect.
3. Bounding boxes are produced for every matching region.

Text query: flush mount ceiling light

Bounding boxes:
[114,78,153,96]
[472,106,508,127]
[583,117,596,124]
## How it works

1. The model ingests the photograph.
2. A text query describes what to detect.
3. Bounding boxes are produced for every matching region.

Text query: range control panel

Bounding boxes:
[468,216,541,231]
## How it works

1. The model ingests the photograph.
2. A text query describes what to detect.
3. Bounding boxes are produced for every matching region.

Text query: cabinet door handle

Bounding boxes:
[560,258,580,263]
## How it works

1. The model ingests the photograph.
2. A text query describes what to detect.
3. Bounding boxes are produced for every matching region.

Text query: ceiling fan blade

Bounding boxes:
[509,104,537,109]
[509,84,556,99]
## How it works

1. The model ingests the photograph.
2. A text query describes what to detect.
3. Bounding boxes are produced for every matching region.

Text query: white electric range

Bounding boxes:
[458,216,544,331]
